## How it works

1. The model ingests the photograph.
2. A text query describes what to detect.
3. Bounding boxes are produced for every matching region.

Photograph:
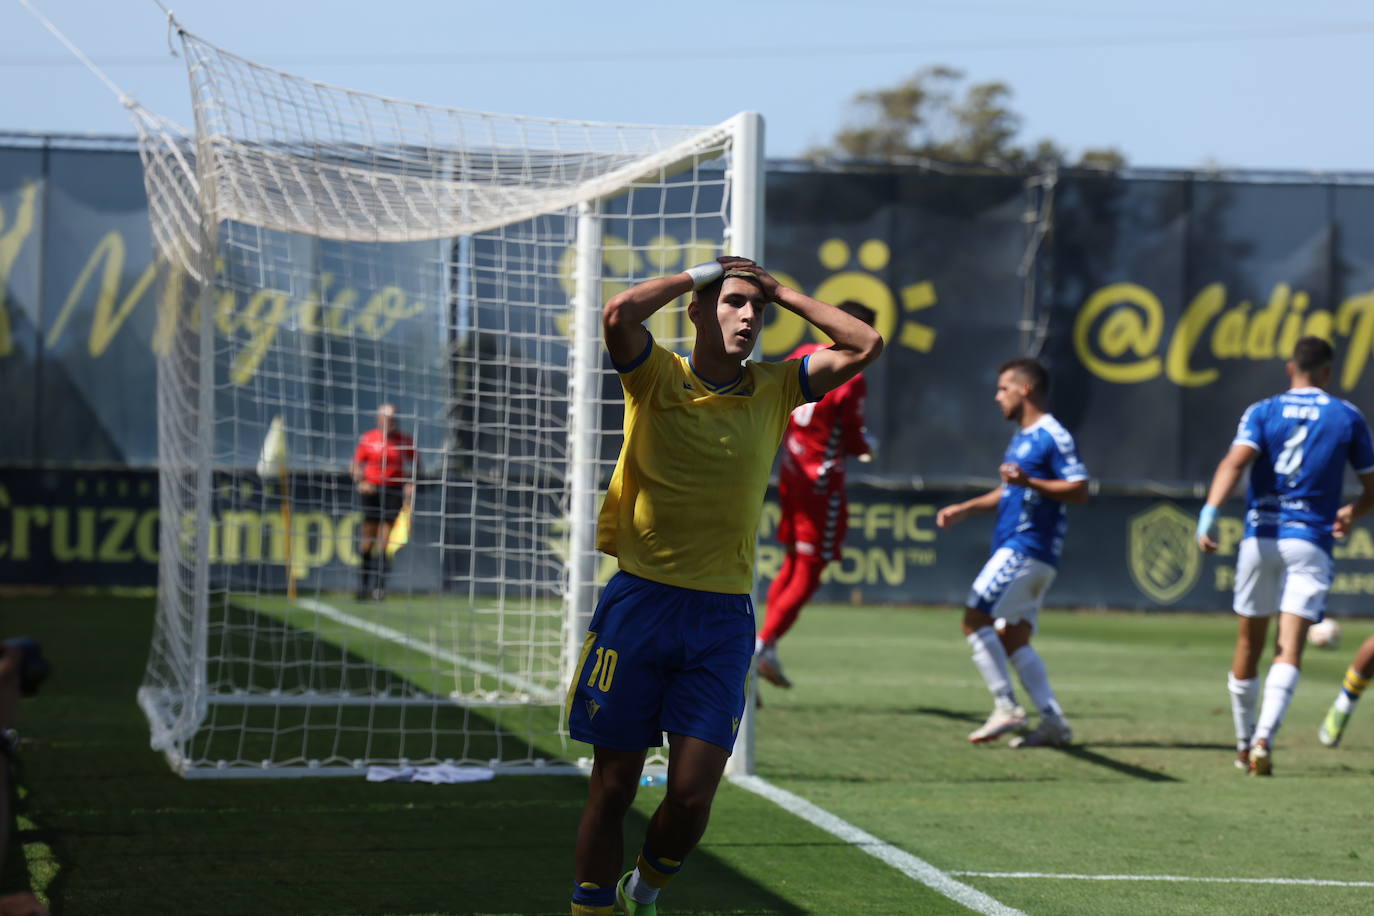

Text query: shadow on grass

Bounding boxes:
[911,707,1181,782]
[7,595,806,916]
[910,706,983,724]
[1087,741,1234,751]
[1054,745,1181,782]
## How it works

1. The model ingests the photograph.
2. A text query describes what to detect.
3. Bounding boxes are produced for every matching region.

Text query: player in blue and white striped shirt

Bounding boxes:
[1198,336,1374,775]
[938,358,1090,748]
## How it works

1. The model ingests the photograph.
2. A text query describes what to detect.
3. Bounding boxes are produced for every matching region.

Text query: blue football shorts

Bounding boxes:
[566,570,755,752]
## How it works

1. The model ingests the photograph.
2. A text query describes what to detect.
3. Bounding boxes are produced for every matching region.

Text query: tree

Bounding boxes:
[811,66,1125,170]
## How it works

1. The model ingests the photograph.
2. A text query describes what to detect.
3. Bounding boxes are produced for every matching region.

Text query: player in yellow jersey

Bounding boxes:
[566,257,883,916]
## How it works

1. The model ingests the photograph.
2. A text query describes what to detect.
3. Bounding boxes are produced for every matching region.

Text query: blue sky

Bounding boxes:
[3,0,1373,171]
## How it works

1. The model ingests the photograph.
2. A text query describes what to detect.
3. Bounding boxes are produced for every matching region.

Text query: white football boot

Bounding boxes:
[968,702,1028,743]
[755,643,792,689]
[1009,715,1073,748]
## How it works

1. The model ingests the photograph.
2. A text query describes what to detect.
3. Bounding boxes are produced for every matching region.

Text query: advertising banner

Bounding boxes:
[0,147,44,465]
[1042,174,1374,490]
[764,169,1030,484]
[13,148,1374,495]
[8,468,1374,618]
[12,147,1374,614]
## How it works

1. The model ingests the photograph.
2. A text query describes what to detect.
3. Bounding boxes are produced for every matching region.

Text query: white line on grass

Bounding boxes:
[952,871,1374,888]
[731,774,1025,916]
[297,598,555,700]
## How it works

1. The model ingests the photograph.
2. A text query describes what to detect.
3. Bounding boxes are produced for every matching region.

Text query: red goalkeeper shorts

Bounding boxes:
[776,483,848,562]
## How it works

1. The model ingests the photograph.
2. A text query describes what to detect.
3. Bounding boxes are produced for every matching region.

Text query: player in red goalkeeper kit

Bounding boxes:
[755,300,877,689]
[351,403,417,600]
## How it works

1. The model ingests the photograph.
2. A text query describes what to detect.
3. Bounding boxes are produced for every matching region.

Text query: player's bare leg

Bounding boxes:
[963,608,1026,742]
[573,746,645,913]
[1321,633,1374,747]
[1249,612,1311,776]
[1231,615,1270,680]
[617,734,730,911]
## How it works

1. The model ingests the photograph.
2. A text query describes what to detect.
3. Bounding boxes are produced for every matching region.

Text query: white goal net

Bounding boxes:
[132,26,763,777]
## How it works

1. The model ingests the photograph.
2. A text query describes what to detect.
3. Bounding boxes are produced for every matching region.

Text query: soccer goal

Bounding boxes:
[131,25,764,778]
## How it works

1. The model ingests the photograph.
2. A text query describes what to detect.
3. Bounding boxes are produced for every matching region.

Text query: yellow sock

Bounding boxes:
[636,849,684,890]
[571,879,615,915]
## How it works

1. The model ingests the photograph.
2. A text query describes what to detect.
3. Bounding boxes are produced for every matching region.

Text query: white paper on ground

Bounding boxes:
[366,764,496,784]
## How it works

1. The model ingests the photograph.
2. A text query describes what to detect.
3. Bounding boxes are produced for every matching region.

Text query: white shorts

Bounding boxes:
[966,547,1057,628]
[1233,537,1332,622]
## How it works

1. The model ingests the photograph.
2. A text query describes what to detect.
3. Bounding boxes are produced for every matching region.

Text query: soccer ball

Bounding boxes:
[1308,618,1342,650]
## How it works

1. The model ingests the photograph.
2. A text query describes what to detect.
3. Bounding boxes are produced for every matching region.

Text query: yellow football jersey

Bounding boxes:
[596,340,813,594]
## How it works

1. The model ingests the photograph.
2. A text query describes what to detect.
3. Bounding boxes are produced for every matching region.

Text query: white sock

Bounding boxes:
[1009,645,1064,721]
[967,627,1017,707]
[754,636,765,654]
[1335,691,1357,714]
[1253,662,1301,745]
[1227,672,1259,751]
[625,869,659,904]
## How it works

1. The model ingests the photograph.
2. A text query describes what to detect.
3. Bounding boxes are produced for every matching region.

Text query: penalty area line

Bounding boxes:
[730,775,1024,916]
[951,871,1374,888]
[297,598,554,700]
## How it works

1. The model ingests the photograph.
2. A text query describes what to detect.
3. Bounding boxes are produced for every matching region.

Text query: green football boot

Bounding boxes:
[616,871,658,915]
[1319,703,1351,748]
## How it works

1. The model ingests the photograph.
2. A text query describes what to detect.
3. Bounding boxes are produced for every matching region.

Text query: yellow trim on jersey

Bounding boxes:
[596,343,809,594]
[565,631,599,725]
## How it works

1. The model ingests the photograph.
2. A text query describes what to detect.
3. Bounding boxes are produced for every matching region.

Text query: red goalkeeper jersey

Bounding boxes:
[354,429,417,486]
[778,342,870,493]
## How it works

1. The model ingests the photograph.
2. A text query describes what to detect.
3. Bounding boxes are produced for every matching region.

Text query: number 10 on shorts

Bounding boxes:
[587,646,618,691]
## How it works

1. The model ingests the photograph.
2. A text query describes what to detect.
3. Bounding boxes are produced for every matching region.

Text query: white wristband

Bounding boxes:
[684,261,724,291]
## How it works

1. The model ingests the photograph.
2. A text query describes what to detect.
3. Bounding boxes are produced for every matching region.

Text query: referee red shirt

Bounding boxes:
[354,429,416,486]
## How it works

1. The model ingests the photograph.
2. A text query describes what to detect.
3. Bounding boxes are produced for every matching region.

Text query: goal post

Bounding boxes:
[130,24,765,778]
[724,111,765,780]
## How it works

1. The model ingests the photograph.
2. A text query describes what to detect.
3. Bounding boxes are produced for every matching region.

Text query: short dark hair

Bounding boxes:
[999,357,1049,396]
[1291,336,1334,374]
[836,299,877,327]
[696,269,765,306]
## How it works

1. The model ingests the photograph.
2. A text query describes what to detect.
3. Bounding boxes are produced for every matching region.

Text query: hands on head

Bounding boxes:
[714,257,780,300]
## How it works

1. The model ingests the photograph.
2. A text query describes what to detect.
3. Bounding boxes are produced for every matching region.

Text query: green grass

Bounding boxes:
[5,595,1374,914]
[237,591,566,700]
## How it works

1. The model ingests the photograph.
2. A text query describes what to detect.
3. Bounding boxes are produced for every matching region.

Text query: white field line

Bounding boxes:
[730,775,1024,916]
[952,871,1374,888]
[297,598,555,701]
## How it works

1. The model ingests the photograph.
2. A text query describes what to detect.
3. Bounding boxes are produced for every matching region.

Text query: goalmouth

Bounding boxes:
[131,23,764,778]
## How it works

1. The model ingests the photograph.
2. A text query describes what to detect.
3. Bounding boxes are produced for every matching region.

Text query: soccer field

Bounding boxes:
[6,594,1374,915]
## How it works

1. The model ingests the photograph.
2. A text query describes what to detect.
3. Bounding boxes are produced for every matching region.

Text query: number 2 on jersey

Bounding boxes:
[586,646,618,692]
